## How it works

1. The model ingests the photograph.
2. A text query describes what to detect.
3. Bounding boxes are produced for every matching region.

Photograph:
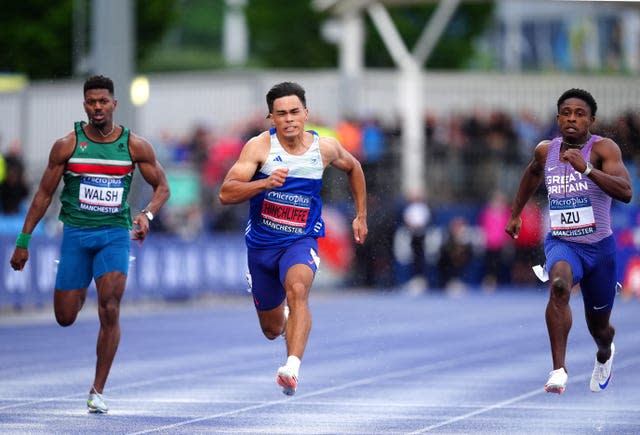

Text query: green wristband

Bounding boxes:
[16,232,32,249]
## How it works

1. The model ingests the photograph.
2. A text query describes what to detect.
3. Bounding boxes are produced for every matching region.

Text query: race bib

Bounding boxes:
[79,176,124,214]
[260,191,310,234]
[549,196,596,237]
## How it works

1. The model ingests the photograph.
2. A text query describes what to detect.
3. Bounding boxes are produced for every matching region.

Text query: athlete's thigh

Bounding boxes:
[544,235,583,285]
[55,225,93,290]
[94,271,127,304]
[278,237,320,284]
[247,246,286,311]
[581,237,617,313]
[93,227,131,280]
[54,288,88,318]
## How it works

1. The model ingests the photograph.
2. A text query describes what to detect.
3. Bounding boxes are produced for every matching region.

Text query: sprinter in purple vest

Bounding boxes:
[506,89,632,395]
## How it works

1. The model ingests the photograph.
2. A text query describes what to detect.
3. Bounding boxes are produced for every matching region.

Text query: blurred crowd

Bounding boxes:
[2,107,639,290]
[0,140,30,216]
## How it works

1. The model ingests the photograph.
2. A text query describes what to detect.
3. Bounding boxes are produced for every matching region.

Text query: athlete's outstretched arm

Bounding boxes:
[10,133,75,270]
[505,141,547,239]
[320,137,368,244]
[129,133,170,241]
[591,138,632,203]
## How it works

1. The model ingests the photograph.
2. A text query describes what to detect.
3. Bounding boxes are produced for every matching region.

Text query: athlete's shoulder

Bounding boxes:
[318,134,346,164]
[533,139,553,155]
[58,128,77,144]
[592,135,619,149]
[55,127,79,150]
[127,129,158,164]
[235,130,272,168]
[591,135,624,163]
[50,130,77,163]
[536,138,553,149]
[527,139,552,169]
[251,130,272,144]
[243,130,272,153]
[128,129,150,147]
[317,135,341,152]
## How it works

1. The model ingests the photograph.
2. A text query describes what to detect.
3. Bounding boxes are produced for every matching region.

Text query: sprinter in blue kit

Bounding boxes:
[219,82,368,395]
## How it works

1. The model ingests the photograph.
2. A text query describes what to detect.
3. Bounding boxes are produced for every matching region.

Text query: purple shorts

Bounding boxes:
[544,234,617,313]
[246,237,320,311]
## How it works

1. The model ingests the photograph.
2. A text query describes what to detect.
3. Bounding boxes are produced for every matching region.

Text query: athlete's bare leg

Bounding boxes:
[546,261,573,371]
[585,310,615,363]
[54,288,88,326]
[282,264,313,359]
[91,271,126,394]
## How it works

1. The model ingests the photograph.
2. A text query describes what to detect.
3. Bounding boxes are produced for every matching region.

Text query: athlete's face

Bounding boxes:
[83,88,117,128]
[269,95,308,139]
[557,97,594,143]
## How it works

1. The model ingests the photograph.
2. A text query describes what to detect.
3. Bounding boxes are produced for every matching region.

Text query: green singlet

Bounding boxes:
[58,121,135,229]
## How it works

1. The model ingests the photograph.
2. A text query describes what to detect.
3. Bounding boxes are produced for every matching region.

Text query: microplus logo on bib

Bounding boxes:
[549,197,591,209]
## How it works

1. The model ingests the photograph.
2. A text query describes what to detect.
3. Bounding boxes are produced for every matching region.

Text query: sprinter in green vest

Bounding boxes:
[9,75,170,413]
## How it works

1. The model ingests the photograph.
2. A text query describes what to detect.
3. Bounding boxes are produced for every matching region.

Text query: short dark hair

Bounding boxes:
[84,75,114,95]
[266,82,306,114]
[557,88,597,116]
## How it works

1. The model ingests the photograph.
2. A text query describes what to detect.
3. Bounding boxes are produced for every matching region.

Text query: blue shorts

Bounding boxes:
[544,234,617,313]
[55,225,131,290]
[247,237,320,311]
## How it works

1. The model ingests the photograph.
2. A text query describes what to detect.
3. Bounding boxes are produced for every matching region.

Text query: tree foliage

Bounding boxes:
[0,0,176,79]
[244,1,493,69]
[0,1,74,79]
[245,1,337,68]
[0,1,495,78]
[364,2,494,69]
[138,0,226,72]
[136,0,179,66]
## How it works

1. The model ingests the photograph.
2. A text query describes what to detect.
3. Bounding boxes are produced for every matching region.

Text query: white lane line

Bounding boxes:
[125,347,531,434]
[407,354,640,434]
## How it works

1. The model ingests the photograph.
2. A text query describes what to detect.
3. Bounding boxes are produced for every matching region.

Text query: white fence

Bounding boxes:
[2,70,640,183]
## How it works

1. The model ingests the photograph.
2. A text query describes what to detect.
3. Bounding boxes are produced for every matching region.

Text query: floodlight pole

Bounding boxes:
[89,0,136,131]
[328,0,460,198]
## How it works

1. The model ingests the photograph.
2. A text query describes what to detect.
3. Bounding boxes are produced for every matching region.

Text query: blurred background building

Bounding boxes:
[2,0,640,305]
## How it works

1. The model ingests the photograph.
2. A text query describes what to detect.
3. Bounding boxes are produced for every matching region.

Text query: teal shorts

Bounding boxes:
[55,225,130,290]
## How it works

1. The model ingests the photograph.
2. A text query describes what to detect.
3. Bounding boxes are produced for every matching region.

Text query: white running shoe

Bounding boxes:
[544,368,568,394]
[590,342,615,392]
[87,392,109,413]
[276,365,298,396]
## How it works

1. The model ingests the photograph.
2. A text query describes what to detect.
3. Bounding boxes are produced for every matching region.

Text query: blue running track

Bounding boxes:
[1,288,640,434]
